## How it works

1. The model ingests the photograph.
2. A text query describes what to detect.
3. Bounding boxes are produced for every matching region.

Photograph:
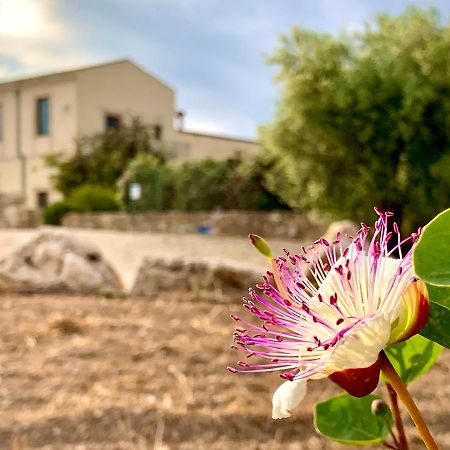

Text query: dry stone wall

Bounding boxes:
[62,211,326,240]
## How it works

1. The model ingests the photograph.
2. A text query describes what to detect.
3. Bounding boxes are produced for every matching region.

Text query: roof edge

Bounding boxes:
[177,129,259,144]
[0,58,174,92]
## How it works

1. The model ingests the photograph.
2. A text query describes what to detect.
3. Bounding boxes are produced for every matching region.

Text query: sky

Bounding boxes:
[0,0,448,139]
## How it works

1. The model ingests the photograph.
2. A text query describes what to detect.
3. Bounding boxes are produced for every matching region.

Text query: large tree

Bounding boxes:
[261,8,450,232]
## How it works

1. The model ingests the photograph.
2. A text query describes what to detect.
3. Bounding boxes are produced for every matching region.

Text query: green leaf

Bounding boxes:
[420,301,450,348]
[427,284,450,308]
[414,208,450,287]
[384,334,442,384]
[314,394,393,446]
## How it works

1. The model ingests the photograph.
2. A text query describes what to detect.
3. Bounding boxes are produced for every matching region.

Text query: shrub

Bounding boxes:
[120,153,173,211]
[46,117,162,197]
[171,159,236,211]
[171,157,287,211]
[42,201,74,226]
[67,184,120,212]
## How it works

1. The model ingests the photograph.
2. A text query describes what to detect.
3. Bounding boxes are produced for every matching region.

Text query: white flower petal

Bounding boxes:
[326,315,391,373]
[272,379,307,419]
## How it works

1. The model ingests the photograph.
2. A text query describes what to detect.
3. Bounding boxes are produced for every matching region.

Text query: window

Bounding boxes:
[37,191,49,209]
[154,124,163,141]
[37,97,50,135]
[0,103,3,140]
[105,114,121,130]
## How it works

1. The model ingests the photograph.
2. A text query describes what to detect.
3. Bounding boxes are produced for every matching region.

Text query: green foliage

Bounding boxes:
[384,335,442,384]
[427,284,450,307]
[47,117,287,213]
[234,155,290,210]
[46,118,160,196]
[412,209,450,348]
[42,201,74,226]
[67,184,120,212]
[414,208,450,286]
[420,302,450,348]
[261,8,450,232]
[171,157,287,211]
[314,394,393,445]
[120,153,173,211]
[171,159,237,211]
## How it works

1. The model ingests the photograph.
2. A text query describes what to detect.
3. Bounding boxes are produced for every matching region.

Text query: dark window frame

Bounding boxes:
[154,124,163,141]
[36,191,49,209]
[105,113,122,130]
[36,97,50,136]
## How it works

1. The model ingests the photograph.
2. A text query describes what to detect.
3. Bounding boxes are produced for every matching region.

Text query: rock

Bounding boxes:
[323,219,359,244]
[300,219,360,265]
[0,231,123,295]
[130,256,262,298]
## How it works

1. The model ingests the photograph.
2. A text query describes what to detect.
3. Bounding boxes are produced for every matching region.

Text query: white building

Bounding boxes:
[0,59,260,209]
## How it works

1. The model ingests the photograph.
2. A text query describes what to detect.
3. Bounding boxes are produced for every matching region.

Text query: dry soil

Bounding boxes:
[0,292,448,450]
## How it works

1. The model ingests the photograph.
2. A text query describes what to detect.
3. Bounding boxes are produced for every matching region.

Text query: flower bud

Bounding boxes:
[371,399,390,417]
[249,234,272,259]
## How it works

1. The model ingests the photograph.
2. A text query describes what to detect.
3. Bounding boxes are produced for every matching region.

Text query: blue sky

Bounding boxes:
[0,0,448,139]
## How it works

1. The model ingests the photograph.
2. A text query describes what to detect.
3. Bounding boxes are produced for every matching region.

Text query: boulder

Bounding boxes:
[130,256,262,298]
[324,219,359,244]
[0,231,123,295]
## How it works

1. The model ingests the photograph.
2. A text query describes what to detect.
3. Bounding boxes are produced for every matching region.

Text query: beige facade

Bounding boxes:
[0,59,261,209]
[171,130,260,162]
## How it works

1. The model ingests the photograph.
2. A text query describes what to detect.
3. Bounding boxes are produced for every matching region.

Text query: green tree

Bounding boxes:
[261,8,450,232]
[46,118,161,196]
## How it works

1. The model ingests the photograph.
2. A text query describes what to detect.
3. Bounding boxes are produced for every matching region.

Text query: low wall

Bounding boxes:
[62,211,326,240]
[0,194,41,228]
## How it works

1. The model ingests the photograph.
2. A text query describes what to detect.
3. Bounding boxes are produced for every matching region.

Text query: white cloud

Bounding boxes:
[0,0,96,78]
[0,0,63,39]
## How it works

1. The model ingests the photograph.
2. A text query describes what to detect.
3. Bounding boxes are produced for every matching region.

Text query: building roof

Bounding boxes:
[177,129,259,145]
[0,58,174,91]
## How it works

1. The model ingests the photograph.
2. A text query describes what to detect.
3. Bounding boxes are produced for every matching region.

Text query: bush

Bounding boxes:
[120,153,173,211]
[46,118,162,197]
[119,154,287,213]
[171,157,288,211]
[67,184,120,212]
[43,201,74,226]
[171,159,237,211]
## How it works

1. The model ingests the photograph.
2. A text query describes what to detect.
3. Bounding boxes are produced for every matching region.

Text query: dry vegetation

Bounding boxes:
[0,293,448,450]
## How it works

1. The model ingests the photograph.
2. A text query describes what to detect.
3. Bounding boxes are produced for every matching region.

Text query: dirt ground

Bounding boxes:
[0,292,448,450]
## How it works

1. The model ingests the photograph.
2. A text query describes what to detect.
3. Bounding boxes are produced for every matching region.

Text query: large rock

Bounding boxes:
[300,219,359,267]
[324,219,359,244]
[0,231,123,294]
[130,256,262,298]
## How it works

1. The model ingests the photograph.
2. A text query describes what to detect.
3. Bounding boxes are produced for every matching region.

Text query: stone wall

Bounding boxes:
[62,211,326,240]
[0,194,41,228]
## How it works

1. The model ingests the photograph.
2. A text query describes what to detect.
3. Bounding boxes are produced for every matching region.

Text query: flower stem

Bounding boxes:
[386,382,408,449]
[380,351,438,450]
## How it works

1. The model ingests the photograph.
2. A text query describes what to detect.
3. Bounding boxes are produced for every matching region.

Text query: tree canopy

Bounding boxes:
[261,7,450,232]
